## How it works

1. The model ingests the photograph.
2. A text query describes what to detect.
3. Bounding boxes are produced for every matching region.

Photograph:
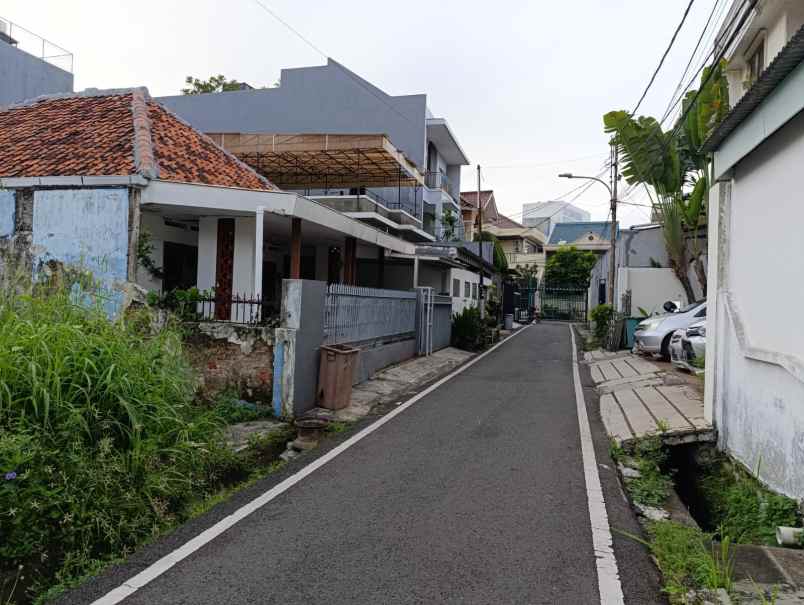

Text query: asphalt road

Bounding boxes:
[64,323,665,605]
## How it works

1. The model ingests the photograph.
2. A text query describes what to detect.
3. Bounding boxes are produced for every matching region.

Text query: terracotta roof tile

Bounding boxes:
[0,89,276,191]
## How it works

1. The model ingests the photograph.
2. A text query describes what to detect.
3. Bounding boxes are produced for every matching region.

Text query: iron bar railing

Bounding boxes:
[323,284,417,345]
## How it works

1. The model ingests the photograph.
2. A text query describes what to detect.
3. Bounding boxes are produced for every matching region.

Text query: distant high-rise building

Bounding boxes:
[521,201,590,238]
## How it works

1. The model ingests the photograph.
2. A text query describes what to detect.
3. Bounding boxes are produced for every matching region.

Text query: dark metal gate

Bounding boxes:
[537,286,588,322]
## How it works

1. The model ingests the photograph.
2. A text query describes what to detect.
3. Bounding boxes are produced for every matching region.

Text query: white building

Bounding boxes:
[704,1,804,499]
[521,201,590,238]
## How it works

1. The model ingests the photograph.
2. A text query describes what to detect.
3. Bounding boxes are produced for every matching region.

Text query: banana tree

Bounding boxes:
[603,60,729,301]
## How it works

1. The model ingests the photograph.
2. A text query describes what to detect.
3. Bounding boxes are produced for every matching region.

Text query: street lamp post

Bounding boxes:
[558,153,618,307]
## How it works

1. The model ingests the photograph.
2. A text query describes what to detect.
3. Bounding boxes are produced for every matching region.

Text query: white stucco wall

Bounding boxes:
[617,268,688,316]
[450,267,479,315]
[708,108,804,499]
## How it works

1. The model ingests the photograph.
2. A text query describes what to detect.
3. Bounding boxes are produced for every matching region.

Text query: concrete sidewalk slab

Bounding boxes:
[589,350,713,446]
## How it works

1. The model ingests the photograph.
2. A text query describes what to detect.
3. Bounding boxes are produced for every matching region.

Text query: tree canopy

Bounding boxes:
[543,246,597,287]
[602,60,729,301]
[181,75,244,95]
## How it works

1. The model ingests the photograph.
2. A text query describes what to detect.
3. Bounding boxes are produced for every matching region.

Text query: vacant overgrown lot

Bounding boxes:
[0,288,263,603]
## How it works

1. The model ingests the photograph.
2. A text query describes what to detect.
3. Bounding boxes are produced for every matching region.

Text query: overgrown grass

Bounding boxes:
[695,455,799,545]
[0,288,253,603]
[646,521,734,603]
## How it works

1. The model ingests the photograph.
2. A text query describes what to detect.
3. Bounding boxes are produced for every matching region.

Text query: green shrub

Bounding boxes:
[590,303,615,341]
[0,288,246,602]
[451,307,485,351]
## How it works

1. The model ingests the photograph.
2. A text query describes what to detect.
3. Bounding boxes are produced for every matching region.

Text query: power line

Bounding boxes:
[661,0,726,123]
[632,0,697,115]
[249,0,421,130]
[251,0,327,58]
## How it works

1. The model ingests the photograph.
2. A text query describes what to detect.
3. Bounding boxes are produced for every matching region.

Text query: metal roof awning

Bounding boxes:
[206,132,425,190]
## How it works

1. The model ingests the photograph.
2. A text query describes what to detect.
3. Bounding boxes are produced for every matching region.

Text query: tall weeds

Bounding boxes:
[0,286,245,603]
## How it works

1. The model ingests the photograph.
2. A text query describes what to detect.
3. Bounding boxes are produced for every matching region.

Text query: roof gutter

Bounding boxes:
[0,175,149,188]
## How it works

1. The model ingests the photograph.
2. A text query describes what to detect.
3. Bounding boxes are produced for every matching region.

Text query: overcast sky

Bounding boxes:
[5,0,726,227]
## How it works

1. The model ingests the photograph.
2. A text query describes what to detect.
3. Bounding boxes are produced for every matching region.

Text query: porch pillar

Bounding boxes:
[344,236,357,285]
[413,256,420,288]
[377,247,385,288]
[290,217,302,279]
[254,207,265,297]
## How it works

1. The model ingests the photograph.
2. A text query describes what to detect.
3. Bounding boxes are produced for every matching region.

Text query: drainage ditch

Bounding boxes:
[664,443,800,546]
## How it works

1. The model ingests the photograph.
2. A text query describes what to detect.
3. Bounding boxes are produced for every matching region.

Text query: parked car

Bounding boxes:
[670,320,706,371]
[634,300,706,360]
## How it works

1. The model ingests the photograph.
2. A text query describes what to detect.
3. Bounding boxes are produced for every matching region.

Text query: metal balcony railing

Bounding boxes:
[0,17,73,73]
[424,171,452,194]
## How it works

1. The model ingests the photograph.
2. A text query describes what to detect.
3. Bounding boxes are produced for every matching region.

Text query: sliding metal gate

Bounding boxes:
[538,286,588,322]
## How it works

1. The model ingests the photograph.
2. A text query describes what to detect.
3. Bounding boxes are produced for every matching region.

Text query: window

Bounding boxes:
[472,283,478,300]
[746,40,765,87]
[464,281,471,298]
[514,240,521,253]
[452,278,460,297]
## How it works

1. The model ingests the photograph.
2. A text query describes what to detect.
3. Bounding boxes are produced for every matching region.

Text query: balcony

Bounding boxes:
[424,171,452,195]
[505,251,545,267]
[0,17,73,73]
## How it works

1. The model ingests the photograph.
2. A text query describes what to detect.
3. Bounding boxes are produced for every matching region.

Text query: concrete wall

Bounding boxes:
[708,107,804,500]
[352,337,416,385]
[589,225,705,311]
[0,40,73,105]
[158,59,429,170]
[32,188,129,316]
[616,268,689,317]
[274,279,327,417]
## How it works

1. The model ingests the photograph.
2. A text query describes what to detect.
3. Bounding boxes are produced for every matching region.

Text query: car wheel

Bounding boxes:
[660,333,673,361]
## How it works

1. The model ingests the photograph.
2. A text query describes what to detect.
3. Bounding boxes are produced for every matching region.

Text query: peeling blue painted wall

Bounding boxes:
[32,188,129,316]
[0,189,14,237]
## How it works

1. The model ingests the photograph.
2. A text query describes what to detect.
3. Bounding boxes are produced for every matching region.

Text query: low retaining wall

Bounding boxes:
[352,337,417,385]
[185,322,274,403]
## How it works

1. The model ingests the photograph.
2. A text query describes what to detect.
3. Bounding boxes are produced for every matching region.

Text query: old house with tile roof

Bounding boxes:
[0,88,419,318]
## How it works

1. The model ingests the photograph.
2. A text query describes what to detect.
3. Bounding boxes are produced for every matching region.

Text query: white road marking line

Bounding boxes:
[91,327,532,605]
[569,325,625,605]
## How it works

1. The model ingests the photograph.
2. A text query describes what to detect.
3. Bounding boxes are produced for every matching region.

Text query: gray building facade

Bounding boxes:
[158,59,470,241]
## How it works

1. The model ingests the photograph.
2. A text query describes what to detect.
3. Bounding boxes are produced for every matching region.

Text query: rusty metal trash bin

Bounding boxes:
[317,344,360,410]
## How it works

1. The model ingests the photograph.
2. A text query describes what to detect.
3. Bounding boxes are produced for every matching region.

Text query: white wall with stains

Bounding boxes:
[32,188,129,316]
[709,107,804,499]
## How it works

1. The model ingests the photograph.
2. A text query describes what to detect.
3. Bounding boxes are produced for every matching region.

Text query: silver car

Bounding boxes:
[670,320,706,371]
[634,301,707,360]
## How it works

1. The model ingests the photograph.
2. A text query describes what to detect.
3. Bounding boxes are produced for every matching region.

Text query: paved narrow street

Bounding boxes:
[75,323,664,605]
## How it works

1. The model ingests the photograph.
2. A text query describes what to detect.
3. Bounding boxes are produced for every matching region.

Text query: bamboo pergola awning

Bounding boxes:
[206,133,424,190]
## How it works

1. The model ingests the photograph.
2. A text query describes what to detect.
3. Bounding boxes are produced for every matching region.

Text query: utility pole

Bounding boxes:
[608,143,618,307]
[477,164,485,319]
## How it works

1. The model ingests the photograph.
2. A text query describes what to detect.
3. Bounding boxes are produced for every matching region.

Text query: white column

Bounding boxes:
[197,217,218,292]
[413,256,419,288]
[254,207,265,298]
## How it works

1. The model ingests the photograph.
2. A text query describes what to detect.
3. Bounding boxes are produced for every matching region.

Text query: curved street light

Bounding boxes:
[558,172,618,307]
